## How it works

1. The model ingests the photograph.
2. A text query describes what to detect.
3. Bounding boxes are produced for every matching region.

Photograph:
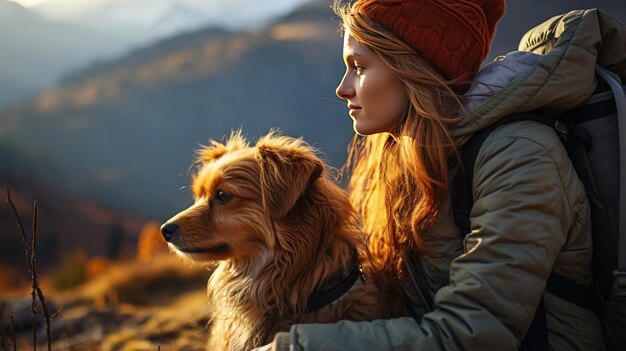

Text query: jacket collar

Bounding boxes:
[451,9,626,146]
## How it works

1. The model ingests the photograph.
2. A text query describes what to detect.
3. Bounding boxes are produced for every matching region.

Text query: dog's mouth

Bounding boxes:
[174,243,230,254]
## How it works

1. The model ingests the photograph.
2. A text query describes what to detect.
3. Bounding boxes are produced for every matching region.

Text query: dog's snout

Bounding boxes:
[161,222,179,242]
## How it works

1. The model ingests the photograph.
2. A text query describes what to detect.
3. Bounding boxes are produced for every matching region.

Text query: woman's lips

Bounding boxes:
[348,104,361,117]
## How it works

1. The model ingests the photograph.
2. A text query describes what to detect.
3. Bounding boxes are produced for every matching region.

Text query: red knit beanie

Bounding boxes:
[359,0,506,82]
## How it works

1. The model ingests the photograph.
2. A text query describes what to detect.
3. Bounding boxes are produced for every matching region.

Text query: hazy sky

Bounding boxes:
[9,0,311,12]
[11,0,47,6]
[7,0,314,43]
[9,0,313,30]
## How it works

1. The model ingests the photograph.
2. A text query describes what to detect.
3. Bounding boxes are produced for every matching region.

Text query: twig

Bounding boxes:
[9,315,16,351]
[30,202,38,351]
[31,201,52,351]
[51,306,63,320]
[6,190,53,351]
[36,287,52,351]
[1,310,6,351]
[5,189,31,272]
[30,202,52,351]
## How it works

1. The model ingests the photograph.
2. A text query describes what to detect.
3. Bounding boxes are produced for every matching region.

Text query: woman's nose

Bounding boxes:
[336,74,354,100]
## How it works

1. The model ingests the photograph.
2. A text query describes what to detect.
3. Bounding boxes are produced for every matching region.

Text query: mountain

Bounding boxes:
[59,27,232,85]
[0,173,148,269]
[33,0,212,42]
[30,0,312,40]
[0,0,136,108]
[0,0,624,221]
[0,0,347,219]
[0,0,313,109]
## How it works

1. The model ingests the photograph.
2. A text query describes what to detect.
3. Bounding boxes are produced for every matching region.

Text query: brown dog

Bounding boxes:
[161,132,403,351]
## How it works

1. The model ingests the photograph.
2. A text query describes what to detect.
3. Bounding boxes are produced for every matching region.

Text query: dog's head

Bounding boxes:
[161,131,327,264]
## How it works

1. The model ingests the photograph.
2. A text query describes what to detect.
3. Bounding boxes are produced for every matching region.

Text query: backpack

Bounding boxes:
[452,65,626,350]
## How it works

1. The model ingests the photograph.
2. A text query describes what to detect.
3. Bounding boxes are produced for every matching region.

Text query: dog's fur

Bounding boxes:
[163,132,405,351]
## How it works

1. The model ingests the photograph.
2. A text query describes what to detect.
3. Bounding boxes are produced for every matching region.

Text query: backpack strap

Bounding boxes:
[452,112,553,350]
[518,297,548,351]
[452,112,601,309]
[452,112,553,236]
[451,111,593,350]
[596,66,626,301]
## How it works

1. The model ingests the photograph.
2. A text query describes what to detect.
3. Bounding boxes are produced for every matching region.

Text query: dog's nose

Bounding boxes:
[160,222,179,242]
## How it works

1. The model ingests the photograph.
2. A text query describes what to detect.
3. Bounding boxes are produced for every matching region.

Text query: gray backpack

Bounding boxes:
[452,65,626,350]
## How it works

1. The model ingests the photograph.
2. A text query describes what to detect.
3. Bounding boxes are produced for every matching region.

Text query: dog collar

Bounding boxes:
[306,250,365,313]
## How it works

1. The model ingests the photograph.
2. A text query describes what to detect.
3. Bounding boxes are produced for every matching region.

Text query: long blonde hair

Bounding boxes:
[334,0,465,280]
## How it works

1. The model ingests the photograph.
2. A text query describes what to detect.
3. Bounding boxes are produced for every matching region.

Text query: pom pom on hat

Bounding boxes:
[360,0,506,83]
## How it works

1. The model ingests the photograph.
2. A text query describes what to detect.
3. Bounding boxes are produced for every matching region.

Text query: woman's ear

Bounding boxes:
[256,143,324,218]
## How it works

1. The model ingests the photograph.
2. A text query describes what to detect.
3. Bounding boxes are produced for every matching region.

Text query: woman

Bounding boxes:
[259,0,626,349]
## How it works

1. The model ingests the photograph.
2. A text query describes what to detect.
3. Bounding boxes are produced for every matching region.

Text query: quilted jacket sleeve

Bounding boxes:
[272,121,584,351]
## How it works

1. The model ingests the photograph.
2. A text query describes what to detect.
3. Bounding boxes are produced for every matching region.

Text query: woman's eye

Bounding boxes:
[214,189,232,204]
[354,65,364,75]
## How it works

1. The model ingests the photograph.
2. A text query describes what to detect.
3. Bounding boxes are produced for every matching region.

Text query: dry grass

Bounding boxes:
[3,187,215,350]
[45,255,213,351]
[77,253,210,307]
[0,253,214,351]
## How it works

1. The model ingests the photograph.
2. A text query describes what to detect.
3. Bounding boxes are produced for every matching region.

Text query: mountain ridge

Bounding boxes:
[1,0,624,219]
[0,0,345,218]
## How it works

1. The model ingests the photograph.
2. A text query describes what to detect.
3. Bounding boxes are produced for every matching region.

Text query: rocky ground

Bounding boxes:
[0,255,213,351]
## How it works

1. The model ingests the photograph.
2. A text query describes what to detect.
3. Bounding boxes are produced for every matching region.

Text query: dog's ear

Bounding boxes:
[196,130,248,163]
[256,140,324,218]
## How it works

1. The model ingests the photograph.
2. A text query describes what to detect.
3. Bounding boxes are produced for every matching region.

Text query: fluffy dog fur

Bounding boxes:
[162,132,404,351]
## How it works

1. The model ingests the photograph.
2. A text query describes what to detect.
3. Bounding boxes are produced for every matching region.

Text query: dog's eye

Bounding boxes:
[214,189,232,204]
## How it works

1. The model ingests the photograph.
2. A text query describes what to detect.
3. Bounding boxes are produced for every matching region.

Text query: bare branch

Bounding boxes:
[30,286,37,350]
[0,309,6,351]
[30,201,38,351]
[5,189,31,272]
[36,287,52,351]
[6,191,53,350]
[31,203,51,350]
[9,315,15,351]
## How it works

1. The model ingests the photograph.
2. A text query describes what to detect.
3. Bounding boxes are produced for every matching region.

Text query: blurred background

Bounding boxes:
[0,0,624,349]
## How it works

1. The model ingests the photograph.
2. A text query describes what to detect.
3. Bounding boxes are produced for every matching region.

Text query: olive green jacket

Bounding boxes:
[275,9,626,351]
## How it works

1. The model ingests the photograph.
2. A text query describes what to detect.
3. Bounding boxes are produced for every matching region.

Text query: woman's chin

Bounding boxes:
[353,120,389,136]
[353,120,369,136]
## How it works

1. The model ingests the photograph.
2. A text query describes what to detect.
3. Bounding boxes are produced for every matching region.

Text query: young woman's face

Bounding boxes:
[336,29,409,135]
